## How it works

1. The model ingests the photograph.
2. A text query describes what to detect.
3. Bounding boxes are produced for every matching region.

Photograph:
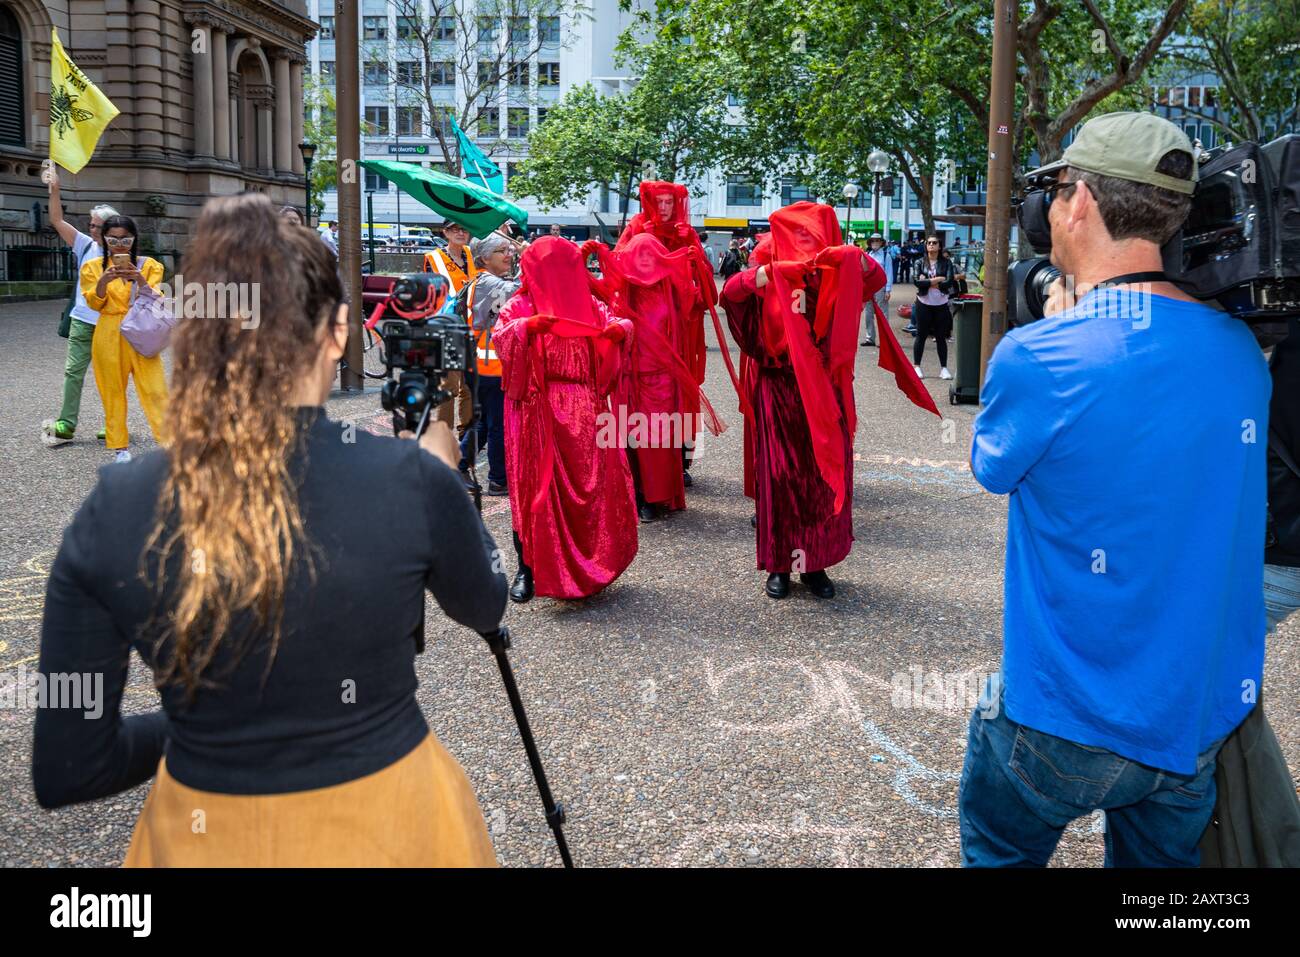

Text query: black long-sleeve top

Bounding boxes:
[33,407,508,807]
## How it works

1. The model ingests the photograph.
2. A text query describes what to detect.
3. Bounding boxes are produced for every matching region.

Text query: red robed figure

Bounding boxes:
[592,234,726,510]
[617,182,742,453]
[495,237,639,599]
[721,202,937,575]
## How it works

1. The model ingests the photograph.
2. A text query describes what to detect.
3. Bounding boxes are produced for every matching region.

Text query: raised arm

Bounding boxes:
[45,167,82,247]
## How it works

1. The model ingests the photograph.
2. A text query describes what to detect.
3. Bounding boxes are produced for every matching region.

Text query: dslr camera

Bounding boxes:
[1010,133,1300,327]
[374,273,473,435]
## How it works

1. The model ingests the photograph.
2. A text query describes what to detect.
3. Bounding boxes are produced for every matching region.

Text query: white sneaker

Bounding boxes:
[913,365,924,379]
[114,450,132,464]
[940,367,953,380]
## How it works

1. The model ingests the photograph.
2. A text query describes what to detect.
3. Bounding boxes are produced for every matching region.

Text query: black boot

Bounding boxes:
[509,567,534,603]
[637,500,657,522]
[750,513,757,529]
[801,569,835,599]
[765,572,790,599]
[682,469,693,488]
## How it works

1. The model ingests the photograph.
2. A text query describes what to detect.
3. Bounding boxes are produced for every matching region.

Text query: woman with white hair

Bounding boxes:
[458,230,522,495]
[41,166,119,447]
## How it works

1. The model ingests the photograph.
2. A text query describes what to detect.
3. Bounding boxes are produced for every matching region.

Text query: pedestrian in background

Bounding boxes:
[911,235,957,380]
[861,232,894,347]
[40,167,117,447]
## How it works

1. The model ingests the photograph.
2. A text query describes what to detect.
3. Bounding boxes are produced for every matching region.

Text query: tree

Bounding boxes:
[510,4,736,212]
[368,0,586,176]
[1164,0,1300,144]
[303,76,337,222]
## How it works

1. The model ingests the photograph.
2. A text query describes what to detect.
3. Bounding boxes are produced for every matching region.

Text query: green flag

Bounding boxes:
[450,115,504,194]
[359,161,527,238]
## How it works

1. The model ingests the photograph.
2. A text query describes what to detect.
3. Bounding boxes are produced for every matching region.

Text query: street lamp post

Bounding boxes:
[299,141,317,227]
[842,182,859,241]
[867,149,890,241]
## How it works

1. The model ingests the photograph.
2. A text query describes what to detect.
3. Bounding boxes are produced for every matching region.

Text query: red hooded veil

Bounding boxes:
[609,232,725,437]
[618,180,746,413]
[754,202,937,514]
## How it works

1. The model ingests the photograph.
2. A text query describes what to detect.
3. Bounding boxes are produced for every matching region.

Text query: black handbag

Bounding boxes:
[57,292,75,338]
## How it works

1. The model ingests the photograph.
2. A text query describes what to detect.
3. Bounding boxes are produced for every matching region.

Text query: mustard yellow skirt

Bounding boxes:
[124,734,497,867]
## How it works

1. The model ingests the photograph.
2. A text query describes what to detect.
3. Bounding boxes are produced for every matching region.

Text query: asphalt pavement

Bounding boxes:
[1,289,1296,867]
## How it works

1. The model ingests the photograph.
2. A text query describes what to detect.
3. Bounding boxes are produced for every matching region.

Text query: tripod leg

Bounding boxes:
[482,628,573,868]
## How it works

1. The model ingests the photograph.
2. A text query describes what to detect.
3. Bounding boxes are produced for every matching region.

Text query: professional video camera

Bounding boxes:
[1009,133,1300,327]
[370,273,473,435]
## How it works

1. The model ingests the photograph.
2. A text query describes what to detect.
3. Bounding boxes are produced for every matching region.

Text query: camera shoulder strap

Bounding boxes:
[1093,271,1167,289]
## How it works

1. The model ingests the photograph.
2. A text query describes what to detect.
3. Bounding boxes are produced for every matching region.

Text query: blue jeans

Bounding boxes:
[959,676,1224,867]
[1263,563,1300,632]
[459,374,505,486]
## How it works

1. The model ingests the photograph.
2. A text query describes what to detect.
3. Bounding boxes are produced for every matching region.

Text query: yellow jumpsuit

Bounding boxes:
[81,256,168,451]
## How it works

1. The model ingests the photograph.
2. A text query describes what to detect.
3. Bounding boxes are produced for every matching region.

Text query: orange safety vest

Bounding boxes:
[466,276,502,377]
[422,246,477,293]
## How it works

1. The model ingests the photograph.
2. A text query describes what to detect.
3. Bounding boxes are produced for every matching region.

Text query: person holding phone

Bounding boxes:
[80,214,167,463]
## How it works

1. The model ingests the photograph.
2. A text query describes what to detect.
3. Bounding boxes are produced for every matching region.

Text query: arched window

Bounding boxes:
[0,6,23,146]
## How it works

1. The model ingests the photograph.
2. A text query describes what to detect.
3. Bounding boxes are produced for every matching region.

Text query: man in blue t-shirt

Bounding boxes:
[961,112,1270,867]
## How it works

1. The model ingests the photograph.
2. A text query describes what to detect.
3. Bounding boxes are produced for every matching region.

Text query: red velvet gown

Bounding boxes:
[496,293,638,598]
[722,266,854,574]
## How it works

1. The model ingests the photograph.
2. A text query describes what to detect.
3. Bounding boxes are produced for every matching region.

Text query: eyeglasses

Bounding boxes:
[104,236,135,248]
[926,241,940,246]
[1042,178,1077,209]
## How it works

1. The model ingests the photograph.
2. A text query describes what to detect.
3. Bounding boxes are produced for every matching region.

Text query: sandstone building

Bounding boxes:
[0,0,316,280]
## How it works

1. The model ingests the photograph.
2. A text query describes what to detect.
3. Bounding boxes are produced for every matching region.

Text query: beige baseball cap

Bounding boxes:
[1027,111,1198,195]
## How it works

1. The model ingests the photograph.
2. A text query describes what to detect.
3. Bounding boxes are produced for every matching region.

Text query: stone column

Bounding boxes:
[187,18,215,158]
[131,0,166,158]
[230,77,241,165]
[102,0,136,156]
[290,57,306,175]
[273,52,293,173]
[212,26,232,160]
[261,104,275,171]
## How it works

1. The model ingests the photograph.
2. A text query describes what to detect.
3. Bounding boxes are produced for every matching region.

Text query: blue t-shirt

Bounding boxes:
[972,287,1269,773]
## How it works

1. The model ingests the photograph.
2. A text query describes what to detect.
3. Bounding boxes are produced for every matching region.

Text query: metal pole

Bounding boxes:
[873,172,880,239]
[367,190,375,271]
[337,0,364,391]
[395,130,402,236]
[979,0,1018,392]
[304,156,314,228]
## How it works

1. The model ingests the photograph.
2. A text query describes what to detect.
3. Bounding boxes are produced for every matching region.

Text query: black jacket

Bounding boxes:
[33,408,508,805]
[913,255,959,298]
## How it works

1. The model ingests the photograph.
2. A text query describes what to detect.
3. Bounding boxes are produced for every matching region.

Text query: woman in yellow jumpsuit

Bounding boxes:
[81,215,167,462]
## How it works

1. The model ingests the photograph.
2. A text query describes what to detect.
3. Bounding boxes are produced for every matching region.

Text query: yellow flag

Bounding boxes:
[49,28,119,174]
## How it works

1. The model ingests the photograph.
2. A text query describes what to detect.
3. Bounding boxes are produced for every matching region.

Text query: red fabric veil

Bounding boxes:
[610,233,725,437]
[755,203,938,514]
[621,181,743,412]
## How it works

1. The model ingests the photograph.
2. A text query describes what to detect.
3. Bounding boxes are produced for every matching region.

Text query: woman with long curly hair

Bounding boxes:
[34,193,507,866]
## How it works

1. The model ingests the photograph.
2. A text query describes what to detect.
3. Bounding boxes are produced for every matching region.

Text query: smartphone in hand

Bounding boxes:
[112,253,130,270]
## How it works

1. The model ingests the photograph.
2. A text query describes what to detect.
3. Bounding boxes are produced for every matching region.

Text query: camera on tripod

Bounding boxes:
[374,273,474,435]
[1009,133,1300,327]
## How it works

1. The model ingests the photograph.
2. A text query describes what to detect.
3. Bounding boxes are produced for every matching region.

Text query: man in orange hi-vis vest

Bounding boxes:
[423,220,479,459]
[457,231,520,495]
